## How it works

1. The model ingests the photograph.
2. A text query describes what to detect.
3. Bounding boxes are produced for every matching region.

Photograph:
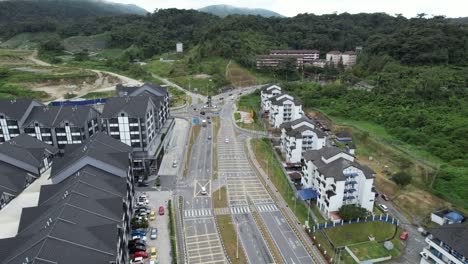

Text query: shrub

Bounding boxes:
[392,171,412,187]
[338,205,369,221]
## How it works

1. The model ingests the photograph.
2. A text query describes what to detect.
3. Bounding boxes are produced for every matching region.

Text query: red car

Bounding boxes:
[134,251,148,259]
[159,206,165,215]
[400,231,409,240]
[381,194,390,201]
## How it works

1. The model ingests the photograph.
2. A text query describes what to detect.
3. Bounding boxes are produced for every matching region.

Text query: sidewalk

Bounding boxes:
[246,138,327,264]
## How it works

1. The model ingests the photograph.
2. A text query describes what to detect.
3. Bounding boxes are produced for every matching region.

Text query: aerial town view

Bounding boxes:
[0,0,466,264]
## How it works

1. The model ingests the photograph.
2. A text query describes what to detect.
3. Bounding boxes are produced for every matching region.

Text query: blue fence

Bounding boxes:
[310,214,399,233]
[49,98,108,106]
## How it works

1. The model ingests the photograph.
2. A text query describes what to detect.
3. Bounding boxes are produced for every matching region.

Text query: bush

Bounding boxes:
[234,112,241,121]
[338,205,369,221]
[392,171,412,187]
[64,92,76,99]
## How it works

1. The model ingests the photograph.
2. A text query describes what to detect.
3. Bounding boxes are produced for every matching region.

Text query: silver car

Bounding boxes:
[150,227,158,240]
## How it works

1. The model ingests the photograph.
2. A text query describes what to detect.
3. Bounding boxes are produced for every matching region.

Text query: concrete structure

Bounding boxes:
[326,50,358,67]
[280,117,326,163]
[420,224,468,264]
[22,105,100,150]
[326,51,342,65]
[256,55,305,69]
[270,50,320,62]
[260,84,282,112]
[302,146,376,219]
[431,208,465,226]
[0,99,43,142]
[0,132,135,264]
[268,94,303,128]
[0,134,58,209]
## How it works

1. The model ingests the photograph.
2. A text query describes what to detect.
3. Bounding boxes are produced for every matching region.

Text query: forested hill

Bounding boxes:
[199,4,283,17]
[0,0,148,24]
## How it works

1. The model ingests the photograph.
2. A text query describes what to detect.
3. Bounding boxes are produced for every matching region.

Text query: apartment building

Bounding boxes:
[420,224,468,264]
[268,94,303,128]
[280,117,326,163]
[260,84,282,112]
[22,105,100,150]
[326,50,358,67]
[341,51,357,66]
[0,99,43,142]
[116,82,170,124]
[270,50,320,62]
[0,134,58,209]
[0,132,134,264]
[256,55,305,70]
[326,51,342,65]
[302,146,375,219]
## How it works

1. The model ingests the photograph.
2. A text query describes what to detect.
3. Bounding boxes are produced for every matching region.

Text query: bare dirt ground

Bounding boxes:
[193,73,211,79]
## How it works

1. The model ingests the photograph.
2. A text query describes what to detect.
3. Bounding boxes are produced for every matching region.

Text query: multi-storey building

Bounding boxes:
[0,134,58,209]
[22,105,100,150]
[268,94,303,128]
[116,82,170,124]
[420,224,468,264]
[256,55,305,70]
[0,132,134,264]
[341,51,357,66]
[280,117,326,163]
[270,50,320,62]
[326,51,342,65]
[0,99,43,142]
[260,84,282,112]
[302,146,375,219]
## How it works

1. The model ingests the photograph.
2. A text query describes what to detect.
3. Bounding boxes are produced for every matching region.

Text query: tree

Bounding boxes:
[392,171,412,187]
[74,49,89,61]
[338,205,369,221]
[39,37,64,52]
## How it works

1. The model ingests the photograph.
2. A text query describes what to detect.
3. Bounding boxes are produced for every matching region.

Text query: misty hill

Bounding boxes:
[0,0,148,24]
[199,4,283,18]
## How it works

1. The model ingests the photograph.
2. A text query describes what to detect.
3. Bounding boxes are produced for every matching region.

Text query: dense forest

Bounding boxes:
[0,7,467,208]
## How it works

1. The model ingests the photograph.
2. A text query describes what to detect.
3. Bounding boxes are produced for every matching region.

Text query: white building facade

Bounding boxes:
[268,94,303,128]
[260,84,282,112]
[302,147,375,219]
[280,117,326,163]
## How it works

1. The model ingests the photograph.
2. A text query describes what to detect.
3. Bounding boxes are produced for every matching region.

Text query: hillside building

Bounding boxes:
[268,94,303,128]
[420,224,468,264]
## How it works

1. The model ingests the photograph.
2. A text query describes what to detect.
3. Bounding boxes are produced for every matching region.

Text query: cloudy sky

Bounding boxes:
[112,0,467,18]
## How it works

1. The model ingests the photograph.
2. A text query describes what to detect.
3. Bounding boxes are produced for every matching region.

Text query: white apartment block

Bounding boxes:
[268,94,303,128]
[280,117,326,163]
[261,84,282,112]
[420,224,467,264]
[326,51,358,67]
[302,147,375,219]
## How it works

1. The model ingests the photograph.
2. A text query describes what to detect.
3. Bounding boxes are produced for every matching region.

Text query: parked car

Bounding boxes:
[208,135,212,140]
[150,227,158,240]
[136,206,150,213]
[381,194,390,201]
[159,206,165,215]
[378,204,389,213]
[129,241,145,248]
[225,138,229,143]
[150,247,158,259]
[400,231,409,240]
[131,230,147,237]
[134,251,149,259]
[130,257,144,264]
[172,160,178,168]
[132,235,147,241]
[129,245,146,254]
[149,211,156,221]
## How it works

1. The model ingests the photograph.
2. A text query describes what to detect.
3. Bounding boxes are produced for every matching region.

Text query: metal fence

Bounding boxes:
[49,98,107,106]
[310,214,399,233]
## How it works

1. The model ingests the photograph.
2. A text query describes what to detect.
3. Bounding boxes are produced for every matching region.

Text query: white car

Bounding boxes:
[132,235,147,241]
[200,186,207,195]
[131,257,144,264]
[172,160,178,168]
[225,138,229,143]
[378,204,389,213]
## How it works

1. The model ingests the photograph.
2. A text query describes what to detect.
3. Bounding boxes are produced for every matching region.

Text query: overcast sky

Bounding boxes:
[112,0,467,18]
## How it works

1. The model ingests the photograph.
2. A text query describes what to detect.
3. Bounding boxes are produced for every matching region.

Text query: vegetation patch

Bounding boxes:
[216,215,248,264]
[213,186,228,208]
[236,91,264,131]
[80,91,116,99]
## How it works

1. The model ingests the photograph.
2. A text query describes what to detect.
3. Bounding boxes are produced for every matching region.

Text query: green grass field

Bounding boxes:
[236,93,264,131]
[0,32,59,49]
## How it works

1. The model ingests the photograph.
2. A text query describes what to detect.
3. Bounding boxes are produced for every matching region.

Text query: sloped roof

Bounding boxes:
[0,99,42,120]
[285,125,326,138]
[303,146,345,162]
[270,93,301,106]
[0,162,30,197]
[101,95,152,118]
[261,84,282,94]
[23,105,97,128]
[50,132,132,180]
[428,223,468,257]
[116,82,168,98]
[280,116,311,129]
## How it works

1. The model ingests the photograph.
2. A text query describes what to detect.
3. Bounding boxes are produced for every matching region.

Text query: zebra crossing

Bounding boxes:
[256,203,279,213]
[230,206,251,214]
[184,209,212,218]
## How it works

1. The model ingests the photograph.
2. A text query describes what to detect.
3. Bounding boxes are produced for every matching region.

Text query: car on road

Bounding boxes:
[208,135,212,140]
[149,211,156,221]
[150,247,158,260]
[159,206,165,215]
[134,251,149,259]
[150,227,158,240]
[130,257,144,264]
[400,231,409,240]
[378,203,389,213]
[172,160,178,168]
[200,111,205,115]
[200,186,207,195]
[381,194,390,201]
[225,138,229,143]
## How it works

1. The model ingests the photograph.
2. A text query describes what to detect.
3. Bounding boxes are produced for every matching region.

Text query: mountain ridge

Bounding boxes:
[199,4,284,18]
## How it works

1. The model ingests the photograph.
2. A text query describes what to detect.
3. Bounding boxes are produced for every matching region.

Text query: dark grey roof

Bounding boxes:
[303,146,345,161]
[281,117,326,138]
[101,95,152,118]
[336,131,352,138]
[0,99,42,120]
[50,132,132,180]
[270,94,301,106]
[428,223,468,257]
[116,82,168,97]
[23,105,97,128]
[0,162,30,197]
[280,116,311,129]
[0,134,58,169]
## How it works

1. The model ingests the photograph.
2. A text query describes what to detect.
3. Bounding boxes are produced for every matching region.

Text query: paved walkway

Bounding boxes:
[245,139,327,264]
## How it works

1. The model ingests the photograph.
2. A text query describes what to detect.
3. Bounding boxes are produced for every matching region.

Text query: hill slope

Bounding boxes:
[0,0,147,24]
[199,4,283,18]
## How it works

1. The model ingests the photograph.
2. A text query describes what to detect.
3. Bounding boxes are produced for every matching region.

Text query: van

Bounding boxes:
[378,204,389,213]
[200,186,207,195]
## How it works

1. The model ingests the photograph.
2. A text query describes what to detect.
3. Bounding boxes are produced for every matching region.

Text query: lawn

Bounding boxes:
[325,221,397,246]
[250,138,310,224]
[216,215,248,264]
[213,186,228,208]
[212,116,220,179]
[236,92,265,131]
[80,91,116,99]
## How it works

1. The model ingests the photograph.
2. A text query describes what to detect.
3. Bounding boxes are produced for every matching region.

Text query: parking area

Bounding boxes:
[132,190,172,264]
